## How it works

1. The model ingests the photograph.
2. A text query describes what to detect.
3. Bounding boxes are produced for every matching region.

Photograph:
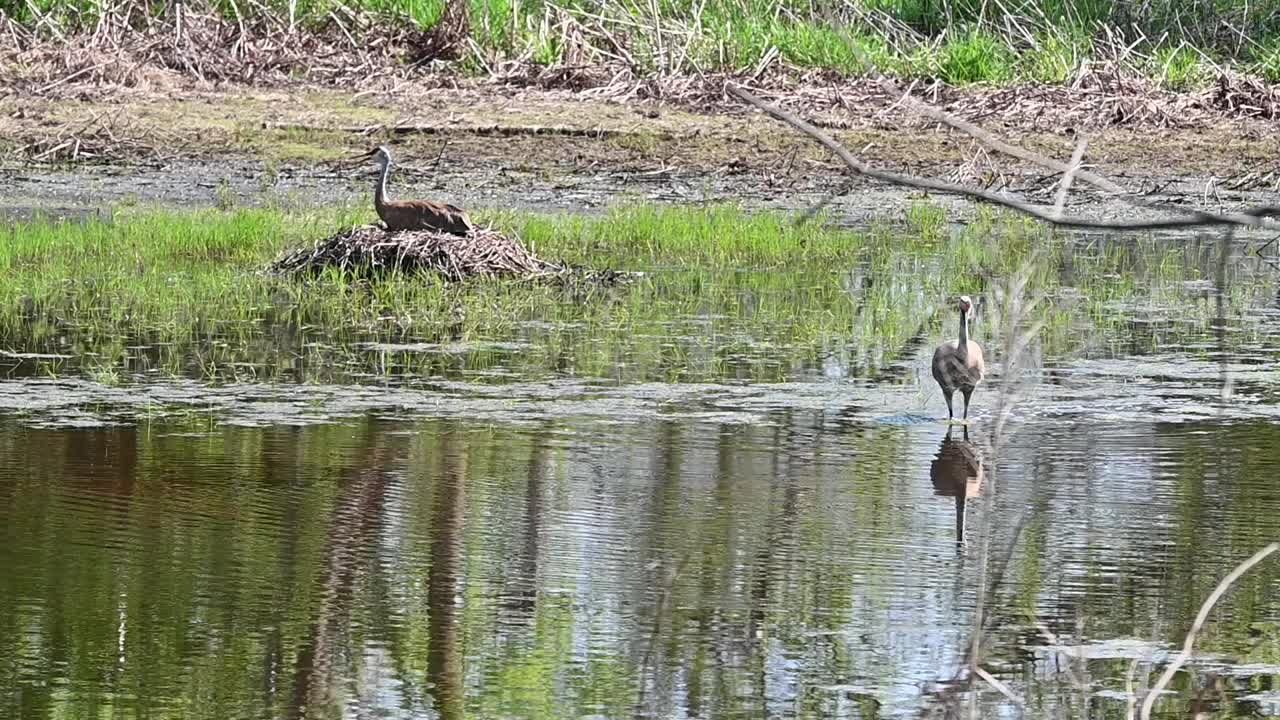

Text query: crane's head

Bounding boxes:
[358,145,393,169]
[958,295,974,318]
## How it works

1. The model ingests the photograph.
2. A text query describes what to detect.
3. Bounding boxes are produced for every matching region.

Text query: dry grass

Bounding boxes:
[0,9,451,94]
[270,224,565,280]
[726,64,1280,133]
[5,4,1280,133]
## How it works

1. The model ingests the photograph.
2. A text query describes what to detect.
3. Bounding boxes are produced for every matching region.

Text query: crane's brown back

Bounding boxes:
[377,198,475,235]
[931,340,984,392]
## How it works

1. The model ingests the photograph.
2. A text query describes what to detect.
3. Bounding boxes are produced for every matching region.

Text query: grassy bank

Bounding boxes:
[0,202,1264,386]
[5,0,1280,88]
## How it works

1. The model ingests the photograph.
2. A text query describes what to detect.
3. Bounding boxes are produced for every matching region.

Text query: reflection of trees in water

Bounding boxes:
[262,426,304,714]
[18,391,1280,720]
[287,426,392,720]
[274,423,526,720]
[426,430,466,720]
[685,425,737,720]
[747,479,801,718]
[631,420,683,720]
[628,418,823,719]
[499,423,549,621]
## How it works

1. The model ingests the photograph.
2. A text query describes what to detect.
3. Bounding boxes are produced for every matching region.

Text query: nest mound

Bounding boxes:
[272,224,565,281]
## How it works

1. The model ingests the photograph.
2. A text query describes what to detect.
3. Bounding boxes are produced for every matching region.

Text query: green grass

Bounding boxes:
[1153,44,1213,91]
[936,28,1015,84]
[4,0,1279,88]
[1021,28,1093,84]
[1253,43,1280,82]
[1,201,1269,387]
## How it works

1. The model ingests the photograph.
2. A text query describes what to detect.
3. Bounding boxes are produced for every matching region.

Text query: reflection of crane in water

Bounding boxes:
[361,145,475,236]
[930,425,984,543]
[932,295,985,423]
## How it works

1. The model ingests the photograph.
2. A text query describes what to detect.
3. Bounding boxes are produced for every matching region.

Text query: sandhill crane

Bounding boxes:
[362,145,474,236]
[931,295,985,422]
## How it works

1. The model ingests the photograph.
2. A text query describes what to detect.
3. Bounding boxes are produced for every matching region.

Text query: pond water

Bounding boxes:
[2,233,1280,719]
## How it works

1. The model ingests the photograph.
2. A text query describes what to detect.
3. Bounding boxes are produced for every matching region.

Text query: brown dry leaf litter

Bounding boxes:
[271,225,565,280]
[0,11,463,94]
[723,66,1280,132]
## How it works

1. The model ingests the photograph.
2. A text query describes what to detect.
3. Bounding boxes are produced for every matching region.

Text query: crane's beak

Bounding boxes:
[338,148,378,170]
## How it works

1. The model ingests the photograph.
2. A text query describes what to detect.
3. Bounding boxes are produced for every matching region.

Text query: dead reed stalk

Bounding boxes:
[1137,542,1279,720]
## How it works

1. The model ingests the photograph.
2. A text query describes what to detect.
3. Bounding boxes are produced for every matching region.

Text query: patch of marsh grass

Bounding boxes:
[0,202,1266,386]
[1152,44,1214,91]
[936,28,1016,85]
[1022,28,1093,84]
[1251,41,1280,82]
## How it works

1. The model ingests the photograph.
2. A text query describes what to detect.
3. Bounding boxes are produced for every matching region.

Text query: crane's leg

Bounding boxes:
[962,389,974,422]
[943,390,955,422]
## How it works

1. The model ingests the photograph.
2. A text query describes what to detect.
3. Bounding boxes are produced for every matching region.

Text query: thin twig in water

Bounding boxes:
[974,665,1024,707]
[1036,621,1086,689]
[1138,542,1280,720]
[1125,658,1141,720]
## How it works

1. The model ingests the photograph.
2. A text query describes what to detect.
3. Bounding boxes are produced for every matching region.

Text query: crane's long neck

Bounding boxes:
[956,308,970,349]
[374,159,392,209]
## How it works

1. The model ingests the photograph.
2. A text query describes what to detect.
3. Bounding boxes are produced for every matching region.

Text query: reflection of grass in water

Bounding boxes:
[0,204,1269,384]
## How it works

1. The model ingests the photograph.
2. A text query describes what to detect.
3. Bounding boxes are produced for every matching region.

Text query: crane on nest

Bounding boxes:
[361,145,475,236]
[931,295,985,423]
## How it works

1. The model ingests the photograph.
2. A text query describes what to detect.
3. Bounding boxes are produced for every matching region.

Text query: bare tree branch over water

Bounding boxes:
[728,83,1280,233]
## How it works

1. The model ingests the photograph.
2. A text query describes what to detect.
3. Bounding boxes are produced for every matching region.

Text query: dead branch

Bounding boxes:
[859,49,1280,214]
[869,74,1129,196]
[1052,137,1088,217]
[974,665,1023,707]
[261,120,682,141]
[1138,542,1279,720]
[729,84,1280,232]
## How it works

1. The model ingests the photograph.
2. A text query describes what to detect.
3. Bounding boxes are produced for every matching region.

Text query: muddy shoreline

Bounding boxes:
[3,82,1280,234]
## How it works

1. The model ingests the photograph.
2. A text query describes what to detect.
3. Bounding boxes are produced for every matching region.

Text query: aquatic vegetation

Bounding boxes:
[0,202,1271,385]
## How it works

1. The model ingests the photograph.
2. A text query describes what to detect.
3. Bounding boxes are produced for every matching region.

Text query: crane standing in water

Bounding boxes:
[362,145,475,236]
[931,295,985,423]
